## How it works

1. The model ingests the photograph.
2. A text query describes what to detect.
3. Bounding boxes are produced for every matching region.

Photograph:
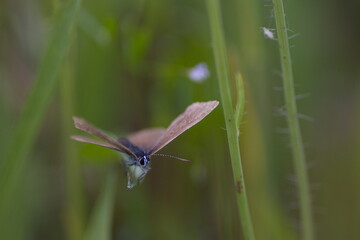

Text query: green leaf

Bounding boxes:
[234,72,246,132]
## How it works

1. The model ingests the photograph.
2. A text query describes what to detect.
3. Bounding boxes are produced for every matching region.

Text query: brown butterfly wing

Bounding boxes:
[148,101,219,154]
[71,136,119,151]
[126,128,166,152]
[72,117,137,158]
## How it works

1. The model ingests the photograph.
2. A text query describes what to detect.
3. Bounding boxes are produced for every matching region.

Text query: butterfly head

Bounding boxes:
[125,155,151,189]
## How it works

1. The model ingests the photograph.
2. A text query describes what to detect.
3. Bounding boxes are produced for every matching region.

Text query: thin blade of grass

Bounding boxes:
[0,0,82,227]
[206,0,256,239]
[84,171,117,240]
[272,0,314,239]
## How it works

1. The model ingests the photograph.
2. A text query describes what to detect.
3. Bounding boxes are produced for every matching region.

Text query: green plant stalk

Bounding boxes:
[272,0,314,239]
[206,0,255,239]
[0,0,82,224]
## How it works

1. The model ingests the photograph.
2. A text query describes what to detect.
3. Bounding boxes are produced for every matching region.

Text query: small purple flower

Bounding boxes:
[188,62,210,83]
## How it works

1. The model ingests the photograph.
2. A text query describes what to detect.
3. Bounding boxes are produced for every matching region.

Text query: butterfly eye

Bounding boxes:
[139,156,149,166]
[139,158,145,166]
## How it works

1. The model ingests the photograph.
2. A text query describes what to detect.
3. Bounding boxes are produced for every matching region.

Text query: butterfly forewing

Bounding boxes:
[72,117,137,158]
[148,101,219,154]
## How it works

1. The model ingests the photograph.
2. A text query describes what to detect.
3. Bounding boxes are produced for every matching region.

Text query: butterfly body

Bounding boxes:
[119,152,151,189]
[71,100,219,189]
[118,138,151,188]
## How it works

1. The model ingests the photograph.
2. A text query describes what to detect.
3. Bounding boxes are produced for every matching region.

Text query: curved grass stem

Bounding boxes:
[206,0,255,239]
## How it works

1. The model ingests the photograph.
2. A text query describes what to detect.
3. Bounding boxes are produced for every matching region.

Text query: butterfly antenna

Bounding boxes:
[152,153,190,162]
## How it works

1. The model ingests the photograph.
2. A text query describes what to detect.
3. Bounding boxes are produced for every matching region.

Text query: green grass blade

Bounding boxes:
[206,0,256,239]
[272,0,314,239]
[0,0,82,226]
[84,171,117,240]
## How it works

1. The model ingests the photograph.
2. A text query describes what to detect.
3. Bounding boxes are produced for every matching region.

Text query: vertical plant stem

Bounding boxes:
[206,0,255,239]
[272,0,314,239]
[61,54,85,240]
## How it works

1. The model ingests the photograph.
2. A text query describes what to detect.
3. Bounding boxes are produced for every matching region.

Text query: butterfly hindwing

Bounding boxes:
[125,128,166,153]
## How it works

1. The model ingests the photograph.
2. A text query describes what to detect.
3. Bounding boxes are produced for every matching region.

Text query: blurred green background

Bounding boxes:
[0,0,359,239]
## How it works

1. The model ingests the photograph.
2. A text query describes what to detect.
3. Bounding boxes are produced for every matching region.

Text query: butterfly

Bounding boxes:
[71,100,219,189]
